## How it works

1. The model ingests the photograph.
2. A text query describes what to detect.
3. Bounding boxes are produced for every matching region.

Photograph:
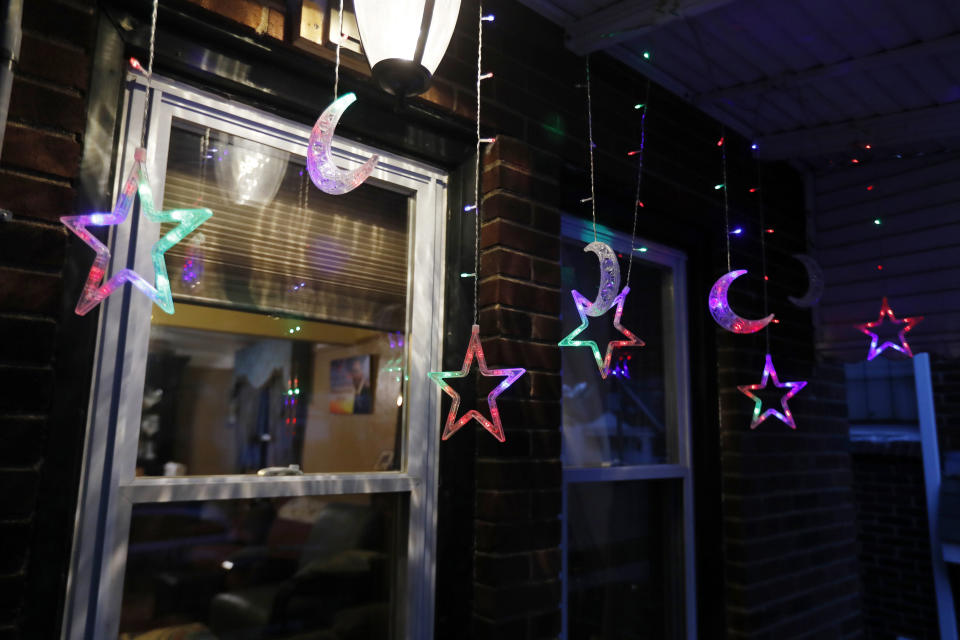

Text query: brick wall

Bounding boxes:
[932,356,960,455]
[0,1,99,638]
[851,443,938,639]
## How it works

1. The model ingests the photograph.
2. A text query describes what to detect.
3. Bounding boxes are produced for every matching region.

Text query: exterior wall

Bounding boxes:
[0,1,101,638]
[811,146,960,637]
[850,442,938,640]
[0,0,868,638]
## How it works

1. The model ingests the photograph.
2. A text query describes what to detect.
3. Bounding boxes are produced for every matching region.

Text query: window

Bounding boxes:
[64,77,446,639]
[559,218,695,639]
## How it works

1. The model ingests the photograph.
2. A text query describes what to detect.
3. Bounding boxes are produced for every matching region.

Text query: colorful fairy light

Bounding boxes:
[428,325,525,442]
[559,286,645,379]
[737,353,807,429]
[708,270,774,334]
[61,148,212,316]
[855,297,923,360]
[428,3,524,443]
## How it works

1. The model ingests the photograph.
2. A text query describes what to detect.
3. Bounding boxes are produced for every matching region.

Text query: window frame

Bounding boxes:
[558,216,696,640]
[63,76,447,640]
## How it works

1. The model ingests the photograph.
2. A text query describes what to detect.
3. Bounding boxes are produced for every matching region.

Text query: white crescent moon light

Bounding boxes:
[583,241,621,317]
[708,269,775,334]
[306,93,379,195]
[788,253,824,308]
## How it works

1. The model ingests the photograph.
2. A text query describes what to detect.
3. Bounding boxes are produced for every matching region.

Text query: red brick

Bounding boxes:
[16,34,90,91]
[22,1,96,49]
[0,220,66,270]
[480,219,559,260]
[1,125,82,179]
[478,277,558,314]
[481,193,532,225]
[8,79,85,133]
[0,267,61,316]
[0,171,74,223]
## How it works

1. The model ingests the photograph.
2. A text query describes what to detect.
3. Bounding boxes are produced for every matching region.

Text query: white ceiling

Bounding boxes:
[519,0,960,167]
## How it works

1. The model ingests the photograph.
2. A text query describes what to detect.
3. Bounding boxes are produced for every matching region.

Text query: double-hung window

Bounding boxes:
[64,77,445,639]
[559,218,696,639]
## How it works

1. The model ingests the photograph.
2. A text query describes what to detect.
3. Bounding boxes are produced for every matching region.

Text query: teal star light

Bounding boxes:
[559,286,644,379]
[61,148,212,316]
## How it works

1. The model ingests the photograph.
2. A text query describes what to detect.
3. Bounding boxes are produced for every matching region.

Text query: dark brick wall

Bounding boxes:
[0,1,100,638]
[932,356,960,455]
[851,443,938,640]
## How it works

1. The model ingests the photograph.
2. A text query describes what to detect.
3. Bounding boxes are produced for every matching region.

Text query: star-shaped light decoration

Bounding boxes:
[61,148,212,316]
[854,297,923,360]
[558,286,645,379]
[428,324,525,442]
[737,353,807,430]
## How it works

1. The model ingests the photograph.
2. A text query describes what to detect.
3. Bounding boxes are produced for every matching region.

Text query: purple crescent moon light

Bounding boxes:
[306,93,379,195]
[708,269,775,334]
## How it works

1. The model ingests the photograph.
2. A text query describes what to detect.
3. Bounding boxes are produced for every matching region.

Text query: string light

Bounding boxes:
[642,51,651,60]
[873,218,881,225]
[765,228,775,234]
[428,3,525,443]
[717,137,725,147]
[634,103,644,109]
[731,227,743,235]
[749,187,757,193]
[866,185,874,191]
[751,143,759,150]
[714,183,725,190]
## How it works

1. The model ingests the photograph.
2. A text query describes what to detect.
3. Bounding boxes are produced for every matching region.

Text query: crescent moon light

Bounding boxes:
[306,93,379,195]
[708,269,775,334]
[788,253,824,308]
[583,241,621,317]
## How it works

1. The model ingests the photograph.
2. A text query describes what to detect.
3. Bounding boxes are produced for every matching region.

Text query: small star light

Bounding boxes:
[855,297,923,360]
[559,286,645,379]
[428,324,525,442]
[61,148,212,316]
[737,353,807,430]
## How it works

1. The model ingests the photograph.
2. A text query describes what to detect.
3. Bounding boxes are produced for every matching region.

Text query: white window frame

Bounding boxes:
[559,216,696,640]
[62,76,446,640]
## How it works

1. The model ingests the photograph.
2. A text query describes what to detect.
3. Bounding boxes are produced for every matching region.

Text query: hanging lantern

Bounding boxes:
[354,0,461,97]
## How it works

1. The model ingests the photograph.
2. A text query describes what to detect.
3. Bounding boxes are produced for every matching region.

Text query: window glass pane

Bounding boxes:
[567,480,683,639]
[561,239,669,466]
[118,494,403,639]
[137,121,409,477]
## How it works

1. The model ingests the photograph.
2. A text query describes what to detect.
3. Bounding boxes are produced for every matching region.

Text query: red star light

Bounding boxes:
[854,297,923,360]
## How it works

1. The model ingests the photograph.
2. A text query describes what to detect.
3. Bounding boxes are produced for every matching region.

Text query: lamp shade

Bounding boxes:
[354,0,461,97]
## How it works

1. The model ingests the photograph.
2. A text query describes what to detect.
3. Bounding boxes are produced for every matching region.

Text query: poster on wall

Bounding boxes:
[330,355,374,414]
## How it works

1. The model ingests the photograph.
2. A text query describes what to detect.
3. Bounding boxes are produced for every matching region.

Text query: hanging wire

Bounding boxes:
[471,4,486,326]
[333,0,344,100]
[139,0,159,148]
[585,56,597,241]
[756,156,771,354]
[721,126,731,272]
[627,79,651,285]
